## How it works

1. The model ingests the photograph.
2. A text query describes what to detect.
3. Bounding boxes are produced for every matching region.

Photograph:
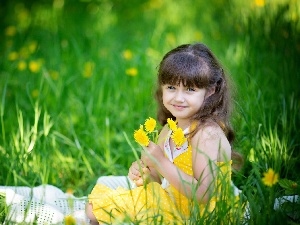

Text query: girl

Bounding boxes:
[86,43,243,224]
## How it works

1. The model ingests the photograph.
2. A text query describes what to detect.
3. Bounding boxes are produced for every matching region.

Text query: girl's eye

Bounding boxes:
[167,85,175,90]
[187,87,196,92]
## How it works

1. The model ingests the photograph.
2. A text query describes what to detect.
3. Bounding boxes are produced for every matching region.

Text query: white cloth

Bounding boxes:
[0,177,134,224]
[0,184,88,224]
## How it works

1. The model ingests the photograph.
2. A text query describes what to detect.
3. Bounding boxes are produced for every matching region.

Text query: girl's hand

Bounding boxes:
[128,160,150,186]
[141,141,164,168]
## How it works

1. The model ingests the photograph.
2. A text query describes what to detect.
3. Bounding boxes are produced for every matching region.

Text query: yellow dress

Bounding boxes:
[88,129,236,224]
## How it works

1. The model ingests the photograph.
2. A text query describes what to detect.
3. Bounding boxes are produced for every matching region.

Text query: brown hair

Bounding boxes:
[155,43,243,169]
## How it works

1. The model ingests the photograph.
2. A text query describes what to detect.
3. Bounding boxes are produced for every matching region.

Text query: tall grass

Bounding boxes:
[0,0,299,224]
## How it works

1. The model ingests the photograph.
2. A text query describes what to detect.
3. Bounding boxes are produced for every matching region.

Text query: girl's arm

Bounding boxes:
[142,124,231,203]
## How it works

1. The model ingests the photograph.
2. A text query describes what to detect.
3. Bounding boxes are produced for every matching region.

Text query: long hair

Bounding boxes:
[155,43,243,169]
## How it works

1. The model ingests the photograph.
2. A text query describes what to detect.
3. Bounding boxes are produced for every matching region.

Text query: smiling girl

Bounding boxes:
[87,43,243,224]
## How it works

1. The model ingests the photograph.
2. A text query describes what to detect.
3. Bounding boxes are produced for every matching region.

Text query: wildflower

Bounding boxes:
[134,125,150,147]
[122,49,133,60]
[5,26,17,36]
[254,0,265,7]
[28,41,38,53]
[66,188,74,195]
[18,60,27,71]
[19,47,30,59]
[8,52,18,61]
[125,67,138,76]
[171,127,187,147]
[64,215,76,225]
[29,60,42,73]
[83,61,95,78]
[144,117,156,133]
[262,168,279,187]
[167,118,177,131]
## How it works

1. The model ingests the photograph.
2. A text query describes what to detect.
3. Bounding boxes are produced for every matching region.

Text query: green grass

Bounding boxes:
[0,0,299,224]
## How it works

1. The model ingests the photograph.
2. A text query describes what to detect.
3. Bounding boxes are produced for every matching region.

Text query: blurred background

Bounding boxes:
[0,1,299,221]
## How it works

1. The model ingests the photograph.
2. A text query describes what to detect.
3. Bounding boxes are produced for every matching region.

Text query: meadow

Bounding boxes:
[0,0,299,224]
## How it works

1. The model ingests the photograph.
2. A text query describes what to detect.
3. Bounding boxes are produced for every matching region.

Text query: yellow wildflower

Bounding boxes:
[171,127,187,147]
[262,168,279,187]
[167,118,177,131]
[29,60,42,73]
[134,125,149,147]
[28,41,38,53]
[83,61,95,78]
[254,0,265,7]
[18,60,27,71]
[66,188,74,195]
[64,215,76,225]
[144,117,156,133]
[122,49,133,60]
[5,26,17,36]
[125,67,138,76]
[8,52,18,61]
[19,46,30,59]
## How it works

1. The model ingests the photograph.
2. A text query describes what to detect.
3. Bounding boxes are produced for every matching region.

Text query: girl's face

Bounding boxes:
[162,82,207,126]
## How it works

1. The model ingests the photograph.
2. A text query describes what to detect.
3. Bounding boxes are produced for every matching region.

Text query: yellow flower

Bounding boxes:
[29,60,42,73]
[50,70,59,80]
[144,117,156,133]
[66,188,74,195]
[262,168,279,187]
[19,46,30,59]
[125,67,138,76]
[171,128,187,147]
[64,215,76,225]
[83,61,95,78]
[28,41,38,53]
[134,125,150,147]
[254,0,265,7]
[18,60,27,71]
[5,26,17,36]
[122,49,133,60]
[167,118,177,131]
[8,51,18,61]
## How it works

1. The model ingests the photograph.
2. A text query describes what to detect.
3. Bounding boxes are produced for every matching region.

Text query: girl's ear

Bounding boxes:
[205,87,215,99]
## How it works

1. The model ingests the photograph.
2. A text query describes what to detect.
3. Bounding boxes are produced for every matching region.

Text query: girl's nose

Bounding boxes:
[174,91,185,102]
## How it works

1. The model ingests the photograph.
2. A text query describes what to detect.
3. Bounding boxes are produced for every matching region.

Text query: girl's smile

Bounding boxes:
[162,82,207,124]
[171,104,187,110]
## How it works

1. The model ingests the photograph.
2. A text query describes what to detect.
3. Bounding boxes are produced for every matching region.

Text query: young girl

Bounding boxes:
[86,43,242,224]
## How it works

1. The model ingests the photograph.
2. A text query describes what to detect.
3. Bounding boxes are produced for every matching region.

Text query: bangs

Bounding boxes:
[158,52,210,88]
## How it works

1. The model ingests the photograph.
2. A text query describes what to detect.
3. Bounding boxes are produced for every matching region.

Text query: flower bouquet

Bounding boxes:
[133,117,186,147]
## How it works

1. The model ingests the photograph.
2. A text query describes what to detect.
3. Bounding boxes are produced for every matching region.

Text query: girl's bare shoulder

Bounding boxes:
[190,121,231,159]
[191,122,226,143]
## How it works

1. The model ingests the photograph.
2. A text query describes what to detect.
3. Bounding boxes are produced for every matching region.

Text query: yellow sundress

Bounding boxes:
[88,128,237,224]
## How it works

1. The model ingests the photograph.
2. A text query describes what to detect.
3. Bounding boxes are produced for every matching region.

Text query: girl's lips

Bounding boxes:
[172,104,187,110]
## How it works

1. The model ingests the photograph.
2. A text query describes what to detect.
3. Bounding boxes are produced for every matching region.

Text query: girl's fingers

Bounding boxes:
[134,178,144,187]
[142,166,150,174]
